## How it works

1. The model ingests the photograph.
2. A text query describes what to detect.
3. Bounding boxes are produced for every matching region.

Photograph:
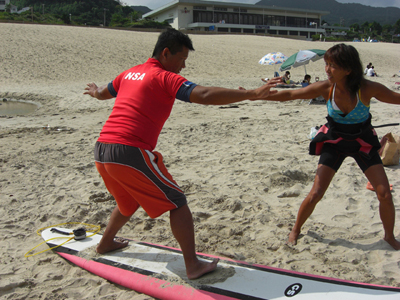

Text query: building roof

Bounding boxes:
[143,0,330,18]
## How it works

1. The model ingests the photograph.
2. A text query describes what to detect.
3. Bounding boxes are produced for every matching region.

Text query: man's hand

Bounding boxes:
[240,77,282,101]
[253,77,282,100]
[84,83,114,100]
[84,82,99,98]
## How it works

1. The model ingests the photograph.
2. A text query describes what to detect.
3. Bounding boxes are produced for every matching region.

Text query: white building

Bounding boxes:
[0,0,20,13]
[143,0,329,39]
[0,0,10,11]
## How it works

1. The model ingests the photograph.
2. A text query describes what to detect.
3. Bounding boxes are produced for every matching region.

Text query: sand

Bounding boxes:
[1,23,400,299]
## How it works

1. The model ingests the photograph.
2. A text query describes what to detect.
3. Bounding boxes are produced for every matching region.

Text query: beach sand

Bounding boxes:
[1,23,400,299]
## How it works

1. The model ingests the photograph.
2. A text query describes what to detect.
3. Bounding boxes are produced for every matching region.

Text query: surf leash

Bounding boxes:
[373,123,400,128]
[24,222,101,258]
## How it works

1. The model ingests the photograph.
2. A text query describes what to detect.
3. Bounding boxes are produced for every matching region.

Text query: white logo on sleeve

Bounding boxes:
[183,81,194,87]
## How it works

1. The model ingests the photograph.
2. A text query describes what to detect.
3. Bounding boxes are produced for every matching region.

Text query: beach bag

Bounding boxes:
[378,133,400,166]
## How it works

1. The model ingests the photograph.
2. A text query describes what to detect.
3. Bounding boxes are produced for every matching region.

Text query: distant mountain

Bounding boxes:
[129,5,151,14]
[256,0,400,25]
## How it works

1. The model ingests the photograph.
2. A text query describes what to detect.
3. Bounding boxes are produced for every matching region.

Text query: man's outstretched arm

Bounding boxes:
[189,77,281,105]
[84,82,114,100]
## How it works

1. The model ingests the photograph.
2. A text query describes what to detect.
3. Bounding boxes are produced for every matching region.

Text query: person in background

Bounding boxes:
[282,71,292,84]
[364,62,372,75]
[260,44,400,250]
[302,74,312,87]
[84,28,281,280]
[367,66,378,77]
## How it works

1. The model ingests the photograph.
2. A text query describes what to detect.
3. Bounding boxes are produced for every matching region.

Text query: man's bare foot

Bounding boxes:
[96,237,129,254]
[384,236,400,250]
[287,230,299,246]
[187,258,219,280]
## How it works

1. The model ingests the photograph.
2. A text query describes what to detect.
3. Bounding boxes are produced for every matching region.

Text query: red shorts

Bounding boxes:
[94,142,187,218]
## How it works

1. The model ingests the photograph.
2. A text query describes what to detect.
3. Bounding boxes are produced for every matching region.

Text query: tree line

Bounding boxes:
[1,0,400,42]
[349,20,400,42]
[1,0,170,28]
[317,19,400,43]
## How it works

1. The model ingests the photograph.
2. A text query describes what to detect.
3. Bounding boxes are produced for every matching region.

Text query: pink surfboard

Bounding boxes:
[41,227,400,300]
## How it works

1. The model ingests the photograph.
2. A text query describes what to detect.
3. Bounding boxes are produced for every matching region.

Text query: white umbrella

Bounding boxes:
[279,49,326,74]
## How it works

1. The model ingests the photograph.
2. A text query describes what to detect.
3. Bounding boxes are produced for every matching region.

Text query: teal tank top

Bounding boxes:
[327,84,370,124]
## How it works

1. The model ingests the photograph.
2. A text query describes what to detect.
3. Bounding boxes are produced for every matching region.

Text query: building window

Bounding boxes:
[194,6,207,10]
[276,16,285,26]
[287,17,306,27]
[254,15,263,25]
[0,1,6,4]
[194,9,314,28]
[265,15,276,26]
[217,27,229,32]
[193,10,213,22]
[165,18,173,24]
[265,15,286,26]
[214,7,227,12]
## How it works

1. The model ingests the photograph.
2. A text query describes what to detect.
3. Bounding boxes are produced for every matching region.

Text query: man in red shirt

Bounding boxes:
[84,28,280,279]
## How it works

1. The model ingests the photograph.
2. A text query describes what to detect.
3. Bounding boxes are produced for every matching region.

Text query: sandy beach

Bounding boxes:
[1,23,400,299]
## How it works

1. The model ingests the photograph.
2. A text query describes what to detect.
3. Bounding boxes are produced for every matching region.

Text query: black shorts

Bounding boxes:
[318,144,382,172]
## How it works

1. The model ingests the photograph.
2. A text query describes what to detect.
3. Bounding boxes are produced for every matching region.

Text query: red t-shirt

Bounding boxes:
[98,58,187,151]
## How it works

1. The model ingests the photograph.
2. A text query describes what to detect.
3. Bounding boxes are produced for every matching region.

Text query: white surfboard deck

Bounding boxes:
[42,227,400,300]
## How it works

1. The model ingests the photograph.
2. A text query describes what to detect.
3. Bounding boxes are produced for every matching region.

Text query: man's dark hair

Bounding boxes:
[152,28,194,58]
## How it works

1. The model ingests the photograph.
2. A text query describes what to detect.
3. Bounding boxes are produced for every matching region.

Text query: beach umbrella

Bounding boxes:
[259,52,288,76]
[279,49,326,74]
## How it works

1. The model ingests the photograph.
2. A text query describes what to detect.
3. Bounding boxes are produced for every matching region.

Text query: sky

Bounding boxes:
[122,0,400,10]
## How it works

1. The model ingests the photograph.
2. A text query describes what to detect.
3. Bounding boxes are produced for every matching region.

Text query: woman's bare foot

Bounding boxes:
[187,258,219,280]
[96,237,129,254]
[287,230,300,246]
[384,236,400,250]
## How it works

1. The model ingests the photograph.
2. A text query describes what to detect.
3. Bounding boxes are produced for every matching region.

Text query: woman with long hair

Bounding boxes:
[263,43,400,250]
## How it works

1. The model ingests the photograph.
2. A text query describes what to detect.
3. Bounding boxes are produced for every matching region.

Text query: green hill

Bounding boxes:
[256,0,400,26]
[5,0,165,28]
[130,5,151,15]
[8,0,152,26]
